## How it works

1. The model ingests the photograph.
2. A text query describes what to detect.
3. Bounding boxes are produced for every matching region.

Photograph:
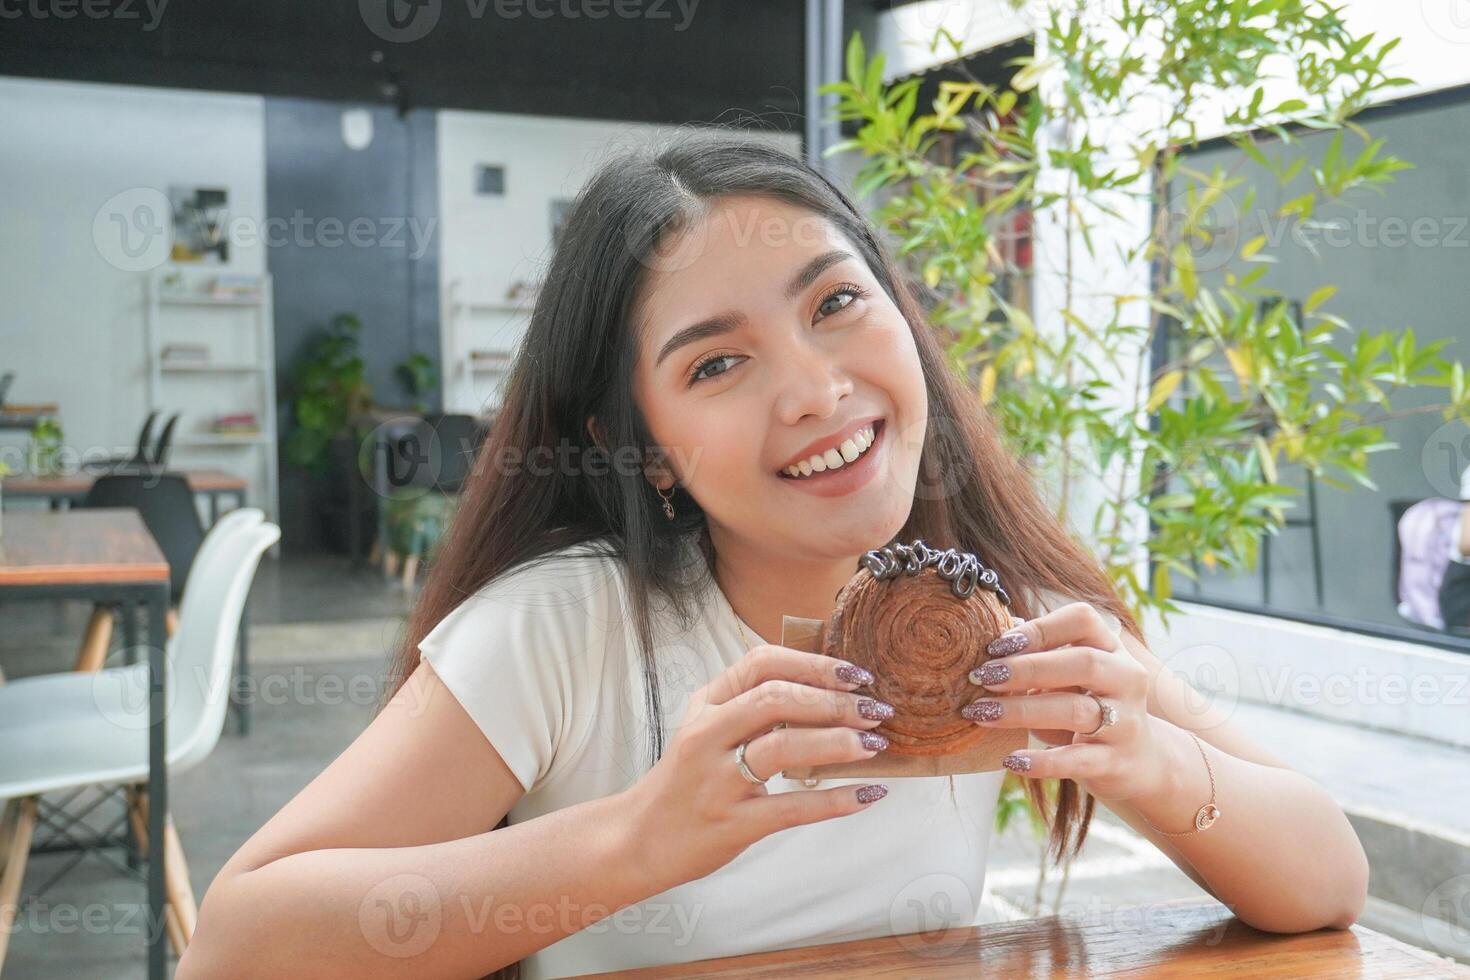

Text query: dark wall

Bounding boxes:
[266,98,440,551]
[1182,87,1470,631]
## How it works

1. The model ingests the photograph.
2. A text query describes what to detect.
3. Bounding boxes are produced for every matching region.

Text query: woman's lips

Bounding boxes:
[775,418,886,498]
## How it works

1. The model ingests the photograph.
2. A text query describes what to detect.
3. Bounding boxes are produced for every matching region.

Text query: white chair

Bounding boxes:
[0,515,280,969]
[74,505,265,671]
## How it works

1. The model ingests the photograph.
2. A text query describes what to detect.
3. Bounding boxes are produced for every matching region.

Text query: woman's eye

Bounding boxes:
[817,284,868,319]
[689,353,740,385]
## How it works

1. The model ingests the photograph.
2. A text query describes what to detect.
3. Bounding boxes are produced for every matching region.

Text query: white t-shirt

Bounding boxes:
[418,535,1121,979]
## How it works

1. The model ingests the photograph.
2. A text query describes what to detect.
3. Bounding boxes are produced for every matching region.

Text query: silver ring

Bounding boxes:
[735,740,769,785]
[1083,693,1119,736]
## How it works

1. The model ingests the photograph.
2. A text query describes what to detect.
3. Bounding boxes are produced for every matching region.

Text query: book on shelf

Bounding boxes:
[161,343,212,366]
[211,412,260,435]
[209,274,264,302]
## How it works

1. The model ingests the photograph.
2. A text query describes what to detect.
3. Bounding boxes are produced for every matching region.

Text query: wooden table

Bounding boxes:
[3,468,247,525]
[0,405,58,430]
[0,509,172,980]
[582,900,1470,978]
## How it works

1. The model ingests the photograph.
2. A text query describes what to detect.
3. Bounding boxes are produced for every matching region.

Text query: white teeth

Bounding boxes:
[781,423,878,479]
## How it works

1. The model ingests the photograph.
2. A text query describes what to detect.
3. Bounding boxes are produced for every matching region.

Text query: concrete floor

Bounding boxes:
[8,549,1458,977]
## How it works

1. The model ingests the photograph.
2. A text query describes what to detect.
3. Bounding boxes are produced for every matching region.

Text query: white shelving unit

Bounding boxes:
[142,268,280,526]
[443,277,531,415]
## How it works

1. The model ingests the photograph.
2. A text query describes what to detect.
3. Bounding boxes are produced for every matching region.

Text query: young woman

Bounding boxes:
[181,131,1368,979]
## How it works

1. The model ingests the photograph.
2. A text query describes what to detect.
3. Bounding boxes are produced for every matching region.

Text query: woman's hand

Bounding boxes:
[961,601,1177,804]
[621,644,895,892]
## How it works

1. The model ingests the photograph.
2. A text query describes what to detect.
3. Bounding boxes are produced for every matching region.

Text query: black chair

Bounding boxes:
[151,412,181,469]
[84,472,204,601]
[70,473,206,676]
[371,413,487,587]
[83,410,159,473]
[373,412,487,497]
[423,412,487,493]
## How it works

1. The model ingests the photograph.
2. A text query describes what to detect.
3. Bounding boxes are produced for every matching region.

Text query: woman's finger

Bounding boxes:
[999,741,1111,780]
[740,780,892,837]
[970,645,1144,699]
[986,601,1119,659]
[700,644,874,707]
[708,679,892,749]
[740,725,889,783]
[961,690,1127,739]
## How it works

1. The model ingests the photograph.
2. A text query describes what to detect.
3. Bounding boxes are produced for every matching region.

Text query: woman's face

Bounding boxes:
[630,194,928,562]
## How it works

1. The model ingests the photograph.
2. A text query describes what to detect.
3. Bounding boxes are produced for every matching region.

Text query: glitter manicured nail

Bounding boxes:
[858,698,895,721]
[859,731,889,752]
[988,631,1029,657]
[835,663,875,686]
[1002,753,1031,773]
[856,784,889,805]
[962,700,1004,722]
[971,662,1011,687]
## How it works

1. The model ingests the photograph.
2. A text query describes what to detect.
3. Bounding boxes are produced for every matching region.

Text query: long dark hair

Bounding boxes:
[384,126,1143,975]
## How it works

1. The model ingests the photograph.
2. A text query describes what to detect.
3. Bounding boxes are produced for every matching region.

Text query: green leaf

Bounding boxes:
[845,30,865,88]
[1146,370,1184,413]
[1303,285,1337,314]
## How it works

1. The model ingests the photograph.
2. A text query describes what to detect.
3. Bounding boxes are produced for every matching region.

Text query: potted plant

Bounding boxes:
[829,4,1465,913]
[27,417,65,478]
[285,313,376,552]
[0,457,10,539]
[395,353,438,415]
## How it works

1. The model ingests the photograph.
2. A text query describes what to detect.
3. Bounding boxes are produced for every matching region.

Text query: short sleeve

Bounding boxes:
[417,546,626,795]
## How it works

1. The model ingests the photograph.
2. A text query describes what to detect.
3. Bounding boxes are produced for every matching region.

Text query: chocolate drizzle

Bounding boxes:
[859,538,1010,606]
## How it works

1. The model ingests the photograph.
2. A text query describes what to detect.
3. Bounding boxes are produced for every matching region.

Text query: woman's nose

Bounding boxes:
[771,337,854,425]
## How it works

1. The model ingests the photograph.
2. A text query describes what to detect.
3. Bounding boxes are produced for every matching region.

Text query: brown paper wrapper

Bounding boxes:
[779,614,1027,780]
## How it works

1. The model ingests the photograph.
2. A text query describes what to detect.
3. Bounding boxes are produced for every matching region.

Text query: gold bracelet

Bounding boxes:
[1140,731,1221,836]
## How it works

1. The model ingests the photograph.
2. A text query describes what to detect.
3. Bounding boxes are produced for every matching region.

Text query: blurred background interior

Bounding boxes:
[2,1,1469,977]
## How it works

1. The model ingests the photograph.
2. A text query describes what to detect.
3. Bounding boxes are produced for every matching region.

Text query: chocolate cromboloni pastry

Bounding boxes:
[821,539,1014,757]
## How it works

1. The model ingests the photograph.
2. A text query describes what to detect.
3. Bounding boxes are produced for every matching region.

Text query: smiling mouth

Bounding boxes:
[776,418,885,480]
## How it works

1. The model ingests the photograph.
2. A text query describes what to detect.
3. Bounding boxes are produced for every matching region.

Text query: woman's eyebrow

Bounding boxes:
[654,248,854,368]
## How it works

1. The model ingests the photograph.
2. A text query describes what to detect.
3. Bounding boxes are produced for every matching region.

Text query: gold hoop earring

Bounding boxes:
[657,484,676,520]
